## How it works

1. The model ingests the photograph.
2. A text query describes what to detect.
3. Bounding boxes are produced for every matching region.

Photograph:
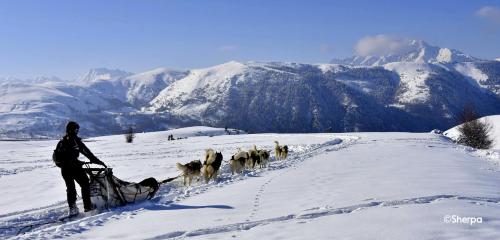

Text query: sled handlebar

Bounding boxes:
[82,162,107,167]
[84,167,109,171]
[82,162,109,174]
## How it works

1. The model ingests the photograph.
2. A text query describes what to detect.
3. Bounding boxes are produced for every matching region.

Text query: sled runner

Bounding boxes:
[84,166,177,210]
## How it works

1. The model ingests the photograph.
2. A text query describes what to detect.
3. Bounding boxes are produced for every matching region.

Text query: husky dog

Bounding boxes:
[202,149,223,183]
[257,149,270,168]
[274,141,282,160]
[280,145,288,160]
[247,145,260,169]
[230,150,248,175]
[205,148,216,164]
[176,160,202,186]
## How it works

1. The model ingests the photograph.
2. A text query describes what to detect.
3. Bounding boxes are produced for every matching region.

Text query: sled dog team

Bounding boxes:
[176,141,289,186]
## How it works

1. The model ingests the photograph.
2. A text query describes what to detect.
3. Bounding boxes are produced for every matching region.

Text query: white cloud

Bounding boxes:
[218,45,238,52]
[354,34,413,57]
[476,6,500,24]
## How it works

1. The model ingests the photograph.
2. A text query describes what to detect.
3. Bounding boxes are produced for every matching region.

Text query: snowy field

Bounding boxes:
[1,126,500,239]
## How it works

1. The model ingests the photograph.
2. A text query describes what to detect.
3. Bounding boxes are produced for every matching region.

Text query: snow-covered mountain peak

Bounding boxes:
[202,61,248,76]
[137,67,180,75]
[80,68,133,83]
[148,61,319,117]
[176,61,249,91]
[126,67,187,84]
[332,39,478,66]
[148,61,249,113]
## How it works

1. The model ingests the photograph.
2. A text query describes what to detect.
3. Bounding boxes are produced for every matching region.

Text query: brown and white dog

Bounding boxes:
[274,141,289,160]
[257,149,270,168]
[247,145,260,169]
[280,145,288,160]
[274,141,282,160]
[201,149,223,183]
[176,160,202,186]
[229,150,249,175]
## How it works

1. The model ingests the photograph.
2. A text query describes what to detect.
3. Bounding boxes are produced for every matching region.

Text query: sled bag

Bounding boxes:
[86,168,160,210]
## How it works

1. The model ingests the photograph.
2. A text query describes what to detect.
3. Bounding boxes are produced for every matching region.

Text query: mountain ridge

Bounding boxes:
[1,40,500,138]
[331,40,479,66]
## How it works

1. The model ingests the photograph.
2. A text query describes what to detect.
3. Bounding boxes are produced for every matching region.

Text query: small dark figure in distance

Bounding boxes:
[53,121,107,216]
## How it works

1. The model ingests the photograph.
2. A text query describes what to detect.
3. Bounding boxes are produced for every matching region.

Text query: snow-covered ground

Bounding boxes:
[1,127,500,239]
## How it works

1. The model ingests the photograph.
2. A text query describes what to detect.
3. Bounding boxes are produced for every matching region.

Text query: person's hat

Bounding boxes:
[66,121,80,134]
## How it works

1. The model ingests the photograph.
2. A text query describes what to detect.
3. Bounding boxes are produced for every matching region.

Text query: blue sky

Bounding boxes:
[0,0,499,79]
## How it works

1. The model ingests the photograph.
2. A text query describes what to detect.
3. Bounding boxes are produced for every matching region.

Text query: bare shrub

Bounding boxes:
[124,127,135,143]
[457,106,493,149]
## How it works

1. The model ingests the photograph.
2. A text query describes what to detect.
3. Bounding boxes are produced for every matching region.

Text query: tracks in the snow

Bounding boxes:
[246,137,356,222]
[148,194,500,240]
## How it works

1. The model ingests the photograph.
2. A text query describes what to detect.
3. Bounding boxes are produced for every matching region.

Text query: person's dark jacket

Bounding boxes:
[58,135,105,168]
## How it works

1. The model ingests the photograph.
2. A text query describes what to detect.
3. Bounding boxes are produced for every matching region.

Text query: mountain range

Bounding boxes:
[1,40,499,138]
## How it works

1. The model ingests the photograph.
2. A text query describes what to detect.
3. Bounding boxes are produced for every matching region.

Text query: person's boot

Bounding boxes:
[84,206,94,213]
[68,203,79,217]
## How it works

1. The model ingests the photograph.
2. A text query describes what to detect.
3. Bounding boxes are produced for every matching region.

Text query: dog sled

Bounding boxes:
[84,166,177,210]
